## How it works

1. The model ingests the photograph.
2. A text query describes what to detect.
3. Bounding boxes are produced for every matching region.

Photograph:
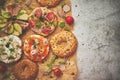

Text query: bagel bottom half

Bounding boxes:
[13,59,38,80]
[50,31,78,57]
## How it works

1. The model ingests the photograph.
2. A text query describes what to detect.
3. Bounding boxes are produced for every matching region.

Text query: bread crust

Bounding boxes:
[37,0,61,7]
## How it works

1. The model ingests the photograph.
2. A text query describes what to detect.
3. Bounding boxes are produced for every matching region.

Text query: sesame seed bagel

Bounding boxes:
[50,31,77,57]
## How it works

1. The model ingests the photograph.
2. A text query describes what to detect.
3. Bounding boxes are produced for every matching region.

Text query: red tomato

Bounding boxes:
[65,16,74,25]
[41,26,51,34]
[53,68,63,77]
[46,12,55,22]
[28,19,37,28]
[34,8,42,18]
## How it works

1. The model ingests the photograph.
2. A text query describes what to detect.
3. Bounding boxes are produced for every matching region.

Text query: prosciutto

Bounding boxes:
[7,4,21,16]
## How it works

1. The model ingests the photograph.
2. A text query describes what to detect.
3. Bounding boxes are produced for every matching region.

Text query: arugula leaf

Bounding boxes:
[47,55,57,72]
[59,61,65,64]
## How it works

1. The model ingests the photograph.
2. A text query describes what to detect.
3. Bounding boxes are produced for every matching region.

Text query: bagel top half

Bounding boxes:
[50,31,78,57]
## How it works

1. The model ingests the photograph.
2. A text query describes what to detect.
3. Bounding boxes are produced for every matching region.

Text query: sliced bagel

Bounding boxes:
[29,7,58,36]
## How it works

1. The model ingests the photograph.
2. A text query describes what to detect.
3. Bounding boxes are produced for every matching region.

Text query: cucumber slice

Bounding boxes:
[0,23,6,29]
[13,23,22,34]
[12,30,20,36]
[0,16,7,23]
[19,9,27,15]
[8,25,14,34]
[17,14,28,21]
[1,10,11,18]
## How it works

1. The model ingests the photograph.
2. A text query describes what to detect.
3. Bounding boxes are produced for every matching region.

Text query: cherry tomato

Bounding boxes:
[53,68,63,77]
[46,12,55,22]
[65,16,74,25]
[34,8,42,18]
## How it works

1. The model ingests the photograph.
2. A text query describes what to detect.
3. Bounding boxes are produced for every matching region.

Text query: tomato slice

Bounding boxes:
[41,26,52,34]
[28,19,37,28]
[34,8,42,18]
[46,12,55,22]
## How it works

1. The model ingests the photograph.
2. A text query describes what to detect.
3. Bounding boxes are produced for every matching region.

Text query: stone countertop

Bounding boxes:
[71,0,120,80]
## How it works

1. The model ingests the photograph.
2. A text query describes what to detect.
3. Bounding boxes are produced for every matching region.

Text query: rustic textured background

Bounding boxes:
[71,0,120,80]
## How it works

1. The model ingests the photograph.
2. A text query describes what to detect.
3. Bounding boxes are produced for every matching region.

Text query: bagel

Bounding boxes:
[13,59,38,80]
[29,7,58,36]
[37,0,61,7]
[0,35,22,63]
[50,31,77,57]
[23,35,49,62]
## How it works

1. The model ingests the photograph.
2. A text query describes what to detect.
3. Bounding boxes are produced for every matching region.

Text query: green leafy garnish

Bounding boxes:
[59,61,65,64]
[14,0,19,3]
[61,2,65,8]
[9,38,13,42]
[8,56,15,60]
[59,22,65,28]
[1,53,7,55]
[9,48,15,52]
[36,22,42,28]
[64,27,70,31]
[46,22,51,27]
[47,55,57,72]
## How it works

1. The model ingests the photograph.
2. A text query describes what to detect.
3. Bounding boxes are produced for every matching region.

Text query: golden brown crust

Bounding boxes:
[37,0,61,7]
[50,31,78,57]
[13,59,38,80]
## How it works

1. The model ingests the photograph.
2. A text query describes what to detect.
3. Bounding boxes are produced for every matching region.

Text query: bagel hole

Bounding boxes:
[57,39,67,46]
[22,65,28,72]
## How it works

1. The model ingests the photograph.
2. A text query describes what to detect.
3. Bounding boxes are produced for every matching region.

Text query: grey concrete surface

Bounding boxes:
[71,0,120,80]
